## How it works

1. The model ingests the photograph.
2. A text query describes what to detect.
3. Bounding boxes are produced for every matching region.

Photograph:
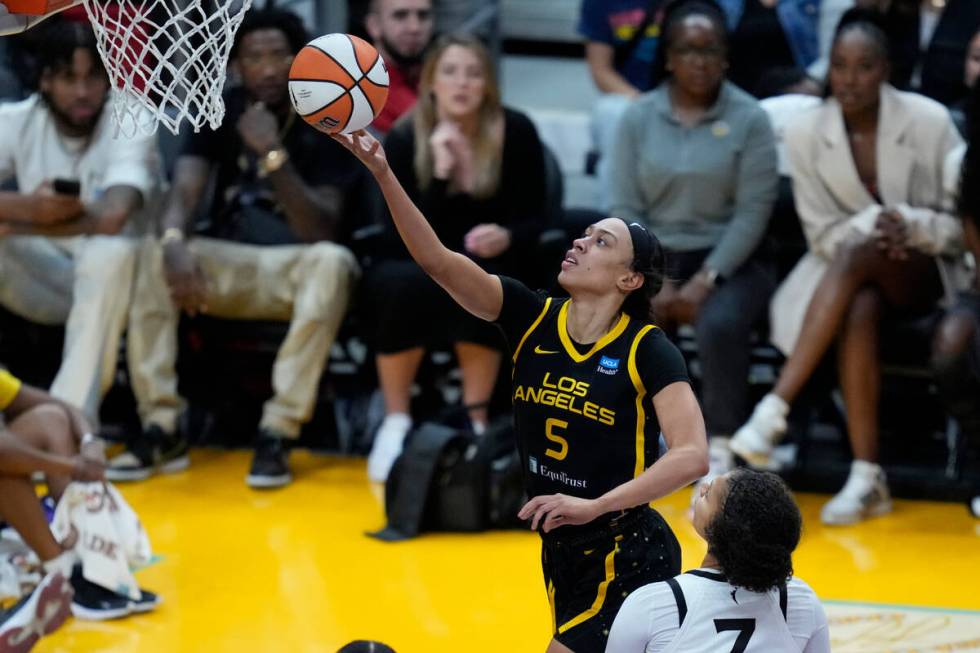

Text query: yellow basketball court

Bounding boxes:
[38,450,980,652]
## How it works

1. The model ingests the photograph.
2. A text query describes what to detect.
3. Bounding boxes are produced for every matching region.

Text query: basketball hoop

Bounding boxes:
[81,0,253,136]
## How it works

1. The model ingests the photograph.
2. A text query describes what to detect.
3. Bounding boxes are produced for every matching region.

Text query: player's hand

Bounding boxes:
[31,181,84,225]
[237,101,281,155]
[874,209,909,261]
[519,494,602,533]
[163,240,208,316]
[331,130,389,176]
[70,455,106,483]
[464,224,511,259]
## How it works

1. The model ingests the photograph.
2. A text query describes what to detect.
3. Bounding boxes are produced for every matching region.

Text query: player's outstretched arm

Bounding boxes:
[333,129,503,321]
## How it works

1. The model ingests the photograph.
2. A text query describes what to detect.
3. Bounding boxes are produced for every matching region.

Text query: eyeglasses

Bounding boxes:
[671,45,726,63]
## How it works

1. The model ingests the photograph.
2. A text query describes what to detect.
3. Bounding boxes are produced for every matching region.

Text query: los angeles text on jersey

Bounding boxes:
[512,372,616,426]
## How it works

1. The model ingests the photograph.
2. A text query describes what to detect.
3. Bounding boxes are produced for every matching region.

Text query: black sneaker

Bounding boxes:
[107,425,190,482]
[69,567,132,621]
[0,571,73,653]
[246,432,292,489]
[128,589,162,614]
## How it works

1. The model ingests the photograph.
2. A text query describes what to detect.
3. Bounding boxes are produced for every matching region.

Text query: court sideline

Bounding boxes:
[38,450,980,652]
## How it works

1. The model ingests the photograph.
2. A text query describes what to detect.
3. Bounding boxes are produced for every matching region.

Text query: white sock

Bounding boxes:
[42,550,76,578]
[851,459,882,481]
[471,420,487,436]
[709,436,731,450]
[380,413,411,432]
[760,393,789,417]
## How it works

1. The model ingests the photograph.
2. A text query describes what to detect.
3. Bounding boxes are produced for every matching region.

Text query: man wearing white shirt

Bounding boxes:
[0,17,159,425]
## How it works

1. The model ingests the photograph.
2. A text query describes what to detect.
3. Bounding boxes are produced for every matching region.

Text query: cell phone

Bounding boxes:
[52,178,81,196]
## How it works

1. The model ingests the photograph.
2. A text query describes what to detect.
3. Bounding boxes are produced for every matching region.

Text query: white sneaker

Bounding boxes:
[730,394,789,468]
[969,495,979,519]
[689,437,734,516]
[820,460,893,526]
[0,570,73,653]
[367,413,412,483]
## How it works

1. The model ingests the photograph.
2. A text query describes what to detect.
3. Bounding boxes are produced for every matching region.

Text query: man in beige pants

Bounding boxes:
[0,20,158,426]
[109,7,359,489]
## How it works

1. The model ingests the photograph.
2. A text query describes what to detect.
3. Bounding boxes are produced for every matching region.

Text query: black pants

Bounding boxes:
[664,250,778,436]
[361,259,504,354]
[541,507,681,652]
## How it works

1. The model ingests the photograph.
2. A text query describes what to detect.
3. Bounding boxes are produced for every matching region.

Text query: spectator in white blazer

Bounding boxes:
[730,9,965,526]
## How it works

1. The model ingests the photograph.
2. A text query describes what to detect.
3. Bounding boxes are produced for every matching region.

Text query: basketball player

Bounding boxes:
[334,130,709,653]
[606,469,829,652]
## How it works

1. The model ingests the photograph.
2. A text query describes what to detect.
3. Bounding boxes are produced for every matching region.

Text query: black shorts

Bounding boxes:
[540,506,681,653]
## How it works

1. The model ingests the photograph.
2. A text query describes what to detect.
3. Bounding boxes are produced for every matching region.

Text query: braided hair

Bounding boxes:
[705,469,803,593]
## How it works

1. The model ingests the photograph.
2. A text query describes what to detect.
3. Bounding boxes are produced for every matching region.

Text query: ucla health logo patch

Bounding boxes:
[598,356,620,375]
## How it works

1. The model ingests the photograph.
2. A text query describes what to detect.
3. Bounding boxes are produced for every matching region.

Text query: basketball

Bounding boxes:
[288,33,389,135]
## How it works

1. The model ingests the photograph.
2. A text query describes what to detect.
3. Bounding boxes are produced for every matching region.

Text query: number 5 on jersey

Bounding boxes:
[545,418,569,461]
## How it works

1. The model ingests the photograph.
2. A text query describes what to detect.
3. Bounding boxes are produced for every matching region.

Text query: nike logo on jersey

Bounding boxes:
[534,345,559,355]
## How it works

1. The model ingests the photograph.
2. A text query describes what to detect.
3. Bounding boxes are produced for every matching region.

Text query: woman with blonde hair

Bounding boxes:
[364,33,550,482]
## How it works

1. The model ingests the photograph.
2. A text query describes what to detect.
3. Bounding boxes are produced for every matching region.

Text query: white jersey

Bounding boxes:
[606,569,830,653]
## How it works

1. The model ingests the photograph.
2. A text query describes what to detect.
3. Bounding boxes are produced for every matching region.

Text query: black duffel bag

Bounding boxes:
[368,417,525,541]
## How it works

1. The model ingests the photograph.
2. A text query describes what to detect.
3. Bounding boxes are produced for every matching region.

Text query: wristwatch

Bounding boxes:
[258,147,289,177]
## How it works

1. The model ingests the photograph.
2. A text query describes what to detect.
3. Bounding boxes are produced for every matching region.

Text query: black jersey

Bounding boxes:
[494,277,690,502]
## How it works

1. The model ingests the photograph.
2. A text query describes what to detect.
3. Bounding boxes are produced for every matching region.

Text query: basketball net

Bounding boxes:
[82,0,252,136]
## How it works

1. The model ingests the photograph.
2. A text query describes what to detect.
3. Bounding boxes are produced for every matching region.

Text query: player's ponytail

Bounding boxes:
[706,469,802,593]
[618,219,665,323]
